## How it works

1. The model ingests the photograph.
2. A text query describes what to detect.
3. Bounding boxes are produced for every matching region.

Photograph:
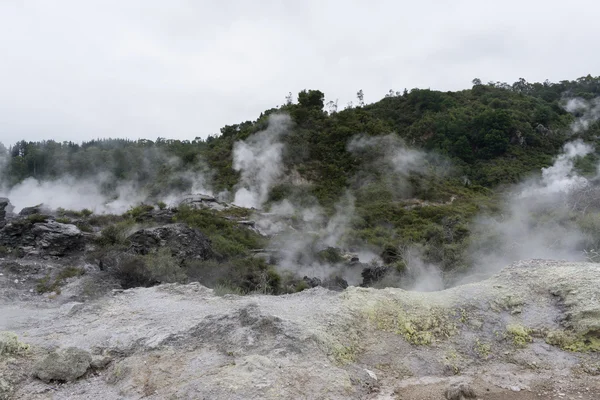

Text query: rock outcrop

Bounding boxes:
[128,223,213,260]
[0,198,10,228]
[0,218,84,256]
[179,193,229,211]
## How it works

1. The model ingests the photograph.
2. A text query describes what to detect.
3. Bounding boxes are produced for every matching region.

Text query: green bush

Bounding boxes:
[109,248,185,289]
[97,221,134,247]
[316,247,344,264]
[126,204,155,221]
[27,214,49,223]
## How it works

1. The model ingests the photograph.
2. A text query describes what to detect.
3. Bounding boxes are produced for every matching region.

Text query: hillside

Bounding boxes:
[2,75,600,291]
[1,76,600,399]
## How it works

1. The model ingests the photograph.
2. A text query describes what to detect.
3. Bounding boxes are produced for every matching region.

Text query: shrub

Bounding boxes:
[0,331,30,357]
[76,221,94,233]
[108,248,185,289]
[316,247,343,264]
[97,221,134,247]
[27,214,49,223]
[126,204,155,221]
[157,201,167,210]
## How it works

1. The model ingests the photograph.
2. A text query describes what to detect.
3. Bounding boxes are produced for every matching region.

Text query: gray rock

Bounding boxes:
[31,221,85,255]
[33,347,92,383]
[0,220,84,256]
[179,194,228,211]
[128,223,212,261]
[18,205,46,217]
[91,355,112,369]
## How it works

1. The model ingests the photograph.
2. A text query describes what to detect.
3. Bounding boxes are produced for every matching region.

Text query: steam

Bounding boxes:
[232,114,292,209]
[0,143,213,214]
[563,97,600,133]
[253,133,445,290]
[464,139,596,282]
[2,176,145,214]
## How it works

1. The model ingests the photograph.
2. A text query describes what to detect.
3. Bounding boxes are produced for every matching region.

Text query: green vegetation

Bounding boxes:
[2,75,600,290]
[26,214,49,224]
[174,206,266,260]
[506,324,533,347]
[367,300,457,345]
[0,332,30,358]
[545,330,600,352]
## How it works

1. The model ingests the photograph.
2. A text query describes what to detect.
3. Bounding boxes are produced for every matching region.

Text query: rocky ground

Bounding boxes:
[1,258,599,399]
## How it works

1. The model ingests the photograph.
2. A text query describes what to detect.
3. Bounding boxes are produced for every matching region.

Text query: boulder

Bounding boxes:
[0,219,84,256]
[31,221,85,255]
[179,194,228,211]
[361,265,391,287]
[302,275,348,291]
[128,223,212,260]
[33,347,92,383]
[18,204,47,217]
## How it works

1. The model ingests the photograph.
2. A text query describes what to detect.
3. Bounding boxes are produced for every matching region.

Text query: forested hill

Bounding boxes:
[2,75,599,206]
[1,75,600,284]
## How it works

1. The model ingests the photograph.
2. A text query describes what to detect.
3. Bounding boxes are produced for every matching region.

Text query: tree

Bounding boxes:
[285,92,293,105]
[297,90,324,109]
[472,78,482,86]
[357,90,365,107]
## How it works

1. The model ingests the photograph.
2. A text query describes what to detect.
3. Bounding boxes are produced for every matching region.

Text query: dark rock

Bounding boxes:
[18,204,47,217]
[303,276,322,288]
[33,347,92,383]
[323,276,348,291]
[0,198,11,228]
[361,265,391,286]
[0,219,84,256]
[302,275,348,291]
[128,223,212,260]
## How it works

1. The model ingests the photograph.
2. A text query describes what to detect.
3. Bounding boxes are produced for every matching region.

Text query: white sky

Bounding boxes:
[1,0,599,145]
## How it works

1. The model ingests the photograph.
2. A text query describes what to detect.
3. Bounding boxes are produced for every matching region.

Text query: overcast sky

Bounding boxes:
[1,0,599,146]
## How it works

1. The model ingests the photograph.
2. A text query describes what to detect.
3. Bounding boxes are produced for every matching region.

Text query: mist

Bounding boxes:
[562,97,600,133]
[0,143,213,214]
[232,114,292,209]
[463,139,596,282]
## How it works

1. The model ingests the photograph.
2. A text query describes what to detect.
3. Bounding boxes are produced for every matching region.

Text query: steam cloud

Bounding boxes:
[0,144,213,214]
[232,114,292,209]
[563,97,600,133]
[463,139,597,283]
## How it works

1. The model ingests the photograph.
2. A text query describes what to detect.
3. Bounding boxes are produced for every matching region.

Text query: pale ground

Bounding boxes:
[1,258,599,399]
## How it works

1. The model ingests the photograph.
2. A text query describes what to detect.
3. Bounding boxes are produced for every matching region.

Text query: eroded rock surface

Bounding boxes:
[128,223,213,260]
[0,219,84,256]
[0,260,598,399]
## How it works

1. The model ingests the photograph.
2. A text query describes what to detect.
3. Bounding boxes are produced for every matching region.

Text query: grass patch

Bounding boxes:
[36,266,85,294]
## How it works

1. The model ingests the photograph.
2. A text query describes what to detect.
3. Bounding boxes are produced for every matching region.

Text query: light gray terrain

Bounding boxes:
[1,258,599,399]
